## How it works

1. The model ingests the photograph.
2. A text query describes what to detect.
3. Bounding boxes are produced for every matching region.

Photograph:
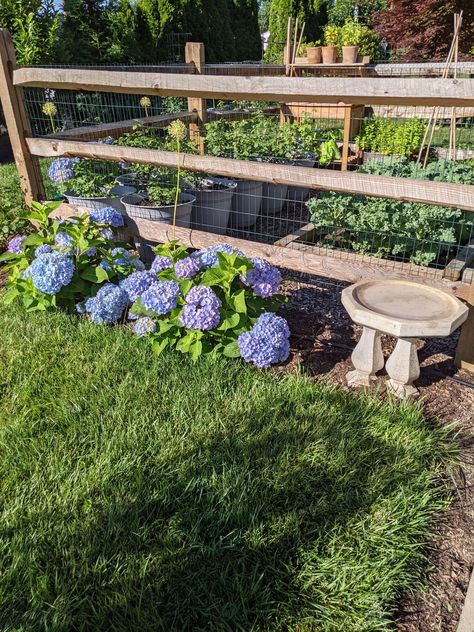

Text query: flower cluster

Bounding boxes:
[133,316,156,337]
[48,158,78,183]
[179,285,221,330]
[141,280,180,316]
[84,283,128,324]
[192,243,236,269]
[244,258,281,298]
[7,235,25,254]
[151,254,173,273]
[100,247,144,271]
[29,251,75,295]
[174,256,200,279]
[55,231,74,248]
[238,312,290,368]
[119,270,157,302]
[34,244,54,256]
[89,207,124,228]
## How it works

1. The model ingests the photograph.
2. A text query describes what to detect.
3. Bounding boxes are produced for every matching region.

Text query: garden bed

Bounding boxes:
[0,296,464,632]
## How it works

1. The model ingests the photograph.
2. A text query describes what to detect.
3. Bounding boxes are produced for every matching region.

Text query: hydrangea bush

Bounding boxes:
[129,242,289,365]
[1,203,291,368]
[0,201,143,313]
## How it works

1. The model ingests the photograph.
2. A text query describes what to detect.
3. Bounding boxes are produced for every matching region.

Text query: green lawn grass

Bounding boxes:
[0,302,455,631]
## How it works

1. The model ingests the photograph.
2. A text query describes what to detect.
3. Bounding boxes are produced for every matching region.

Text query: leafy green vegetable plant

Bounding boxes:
[355,118,426,157]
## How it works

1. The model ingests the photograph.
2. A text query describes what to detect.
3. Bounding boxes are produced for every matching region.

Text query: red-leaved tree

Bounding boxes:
[374,0,474,60]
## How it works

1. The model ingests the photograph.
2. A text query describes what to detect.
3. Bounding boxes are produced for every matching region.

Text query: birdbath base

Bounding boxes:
[341,280,469,399]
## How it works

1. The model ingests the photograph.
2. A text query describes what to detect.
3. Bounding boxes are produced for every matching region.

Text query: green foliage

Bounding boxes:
[340,19,364,46]
[0,162,29,251]
[357,24,381,58]
[147,184,180,206]
[0,201,141,312]
[66,158,120,198]
[266,0,328,62]
[130,244,284,361]
[328,0,354,25]
[307,158,474,266]
[205,114,342,162]
[0,297,455,629]
[323,23,341,45]
[355,117,426,157]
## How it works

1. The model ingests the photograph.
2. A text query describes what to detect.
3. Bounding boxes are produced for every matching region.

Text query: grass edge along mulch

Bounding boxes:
[0,302,457,632]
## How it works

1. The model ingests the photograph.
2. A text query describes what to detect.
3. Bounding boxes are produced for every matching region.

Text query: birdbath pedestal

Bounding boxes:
[341,280,468,399]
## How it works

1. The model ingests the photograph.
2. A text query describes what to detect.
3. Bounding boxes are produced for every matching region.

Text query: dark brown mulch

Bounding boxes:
[279,270,474,632]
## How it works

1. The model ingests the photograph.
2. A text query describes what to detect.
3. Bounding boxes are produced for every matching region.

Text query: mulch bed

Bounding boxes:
[280,270,474,632]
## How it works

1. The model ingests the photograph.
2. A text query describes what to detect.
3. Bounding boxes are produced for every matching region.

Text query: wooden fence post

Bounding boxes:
[0,29,44,205]
[455,277,474,372]
[184,42,207,154]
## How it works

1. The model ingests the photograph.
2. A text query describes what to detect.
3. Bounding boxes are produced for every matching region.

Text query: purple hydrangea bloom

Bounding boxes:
[179,285,221,330]
[89,207,124,228]
[133,317,156,337]
[99,228,114,241]
[237,312,290,368]
[55,231,74,248]
[151,254,173,273]
[141,280,180,315]
[84,283,128,324]
[174,256,200,279]
[193,243,237,269]
[244,258,281,298]
[7,235,25,254]
[48,157,78,183]
[119,270,158,302]
[29,251,75,295]
[34,244,54,257]
[128,311,140,320]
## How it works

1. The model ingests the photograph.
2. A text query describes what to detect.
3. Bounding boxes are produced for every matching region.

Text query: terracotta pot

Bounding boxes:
[321,46,337,64]
[306,46,322,64]
[342,45,359,64]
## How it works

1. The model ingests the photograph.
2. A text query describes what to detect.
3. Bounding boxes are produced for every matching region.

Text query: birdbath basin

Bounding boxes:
[341,279,469,399]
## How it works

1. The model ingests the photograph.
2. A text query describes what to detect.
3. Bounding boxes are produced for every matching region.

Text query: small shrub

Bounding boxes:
[355,117,426,156]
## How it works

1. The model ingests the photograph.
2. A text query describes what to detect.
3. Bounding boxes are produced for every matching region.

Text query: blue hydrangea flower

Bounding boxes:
[193,243,237,269]
[48,157,78,183]
[75,300,86,314]
[29,252,75,295]
[141,280,180,315]
[89,207,124,228]
[179,285,221,330]
[85,246,97,257]
[119,270,158,302]
[7,235,25,254]
[34,244,54,257]
[174,256,200,279]
[99,259,112,272]
[22,267,31,280]
[151,254,173,273]
[237,312,290,368]
[98,137,115,145]
[128,311,139,320]
[84,283,128,324]
[99,228,114,241]
[244,258,281,298]
[133,317,156,337]
[55,231,74,248]
[109,247,145,270]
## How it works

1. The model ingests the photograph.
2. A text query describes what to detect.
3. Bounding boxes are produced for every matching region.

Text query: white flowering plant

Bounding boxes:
[0,201,143,313]
[128,241,289,365]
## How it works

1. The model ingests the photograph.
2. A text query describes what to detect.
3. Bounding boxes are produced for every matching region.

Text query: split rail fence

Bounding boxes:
[0,30,473,370]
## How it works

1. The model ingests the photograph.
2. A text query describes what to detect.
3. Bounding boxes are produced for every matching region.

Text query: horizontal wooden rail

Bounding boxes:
[14,68,474,106]
[51,111,198,141]
[52,203,469,300]
[27,137,474,211]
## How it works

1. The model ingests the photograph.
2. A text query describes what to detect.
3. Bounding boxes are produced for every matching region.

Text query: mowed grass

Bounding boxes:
[0,302,454,631]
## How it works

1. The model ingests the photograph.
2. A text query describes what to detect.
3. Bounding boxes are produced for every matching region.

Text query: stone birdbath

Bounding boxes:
[341,279,469,399]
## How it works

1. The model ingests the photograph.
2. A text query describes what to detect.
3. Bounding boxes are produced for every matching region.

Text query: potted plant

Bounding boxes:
[121,182,195,226]
[306,40,322,64]
[185,174,237,235]
[340,20,361,64]
[322,25,340,64]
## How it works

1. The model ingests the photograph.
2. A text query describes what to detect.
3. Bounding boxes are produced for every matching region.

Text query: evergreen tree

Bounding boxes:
[58,0,112,64]
[227,0,262,60]
[267,0,329,61]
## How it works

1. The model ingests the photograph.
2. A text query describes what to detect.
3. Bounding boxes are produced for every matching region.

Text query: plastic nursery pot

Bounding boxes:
[321,46,337,64]
[188,177,237,236]
[286,158,316,203]
[121,192,196,264]
[306,46,322,64]
[229,179,264,229]
[261,183,289,216]
[342,45,359,64]
[64,185,136,212]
